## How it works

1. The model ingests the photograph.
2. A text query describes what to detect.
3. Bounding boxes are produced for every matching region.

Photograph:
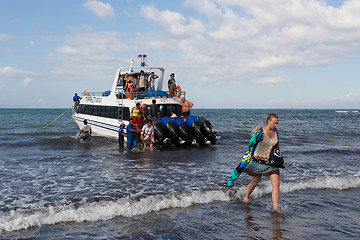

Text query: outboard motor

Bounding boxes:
[198,117,217,145]
[153,121,165,148]
[174,118,191,144]
[161,117,178,144]
[186,115,206,145]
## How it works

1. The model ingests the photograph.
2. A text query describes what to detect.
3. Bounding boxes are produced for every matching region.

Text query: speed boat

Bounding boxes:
[72,54,217,147]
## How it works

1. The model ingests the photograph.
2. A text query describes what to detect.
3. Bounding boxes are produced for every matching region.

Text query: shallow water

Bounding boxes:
[1,109,360,239]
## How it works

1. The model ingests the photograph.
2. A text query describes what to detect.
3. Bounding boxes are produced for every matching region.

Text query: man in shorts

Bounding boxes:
[141,119,155,151]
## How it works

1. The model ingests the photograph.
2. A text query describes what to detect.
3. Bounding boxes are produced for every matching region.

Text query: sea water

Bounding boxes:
[0,109,359,239]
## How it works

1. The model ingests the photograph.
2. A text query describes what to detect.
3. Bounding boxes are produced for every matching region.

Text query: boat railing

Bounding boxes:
[118,89,186,100]
[82,89,185,100]
[82,91,105,97]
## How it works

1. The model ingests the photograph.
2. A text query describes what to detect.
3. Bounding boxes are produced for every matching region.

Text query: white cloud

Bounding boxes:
[0,66,33,77]
[55,45,79,54]
[140,5,205,37]
[251,76,287,84]
[0,33,16,41]
[137,0,360,85]
[332,92,360,102]
[24,77,33,87]
[46,31,130,81]
[0,66,35,86]
[46,0,360,89]
[38,97,45,103]
[83,0,115,20]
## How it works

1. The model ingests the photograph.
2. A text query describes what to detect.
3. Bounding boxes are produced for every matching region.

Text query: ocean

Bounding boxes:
[0,108,359,239]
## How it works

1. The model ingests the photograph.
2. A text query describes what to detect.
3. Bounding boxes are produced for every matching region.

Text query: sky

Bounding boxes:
[1,0,360,109]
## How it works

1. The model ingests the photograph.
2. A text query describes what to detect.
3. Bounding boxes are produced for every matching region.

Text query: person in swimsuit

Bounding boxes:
[243,113,281,212]
[131,103,141,119]
[78,120,92,140]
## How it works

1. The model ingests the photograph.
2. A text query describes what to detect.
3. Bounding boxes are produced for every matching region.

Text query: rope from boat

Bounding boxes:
[215,128,360,147]
[43,106,73,129]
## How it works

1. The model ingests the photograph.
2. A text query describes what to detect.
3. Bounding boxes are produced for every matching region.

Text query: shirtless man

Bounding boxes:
[175,97,194,117]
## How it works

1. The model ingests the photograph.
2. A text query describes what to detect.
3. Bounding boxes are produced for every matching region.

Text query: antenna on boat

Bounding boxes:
[138,54,147,67]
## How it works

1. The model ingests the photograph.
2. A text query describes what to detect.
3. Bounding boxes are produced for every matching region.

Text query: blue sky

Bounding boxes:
[1,0,360,109]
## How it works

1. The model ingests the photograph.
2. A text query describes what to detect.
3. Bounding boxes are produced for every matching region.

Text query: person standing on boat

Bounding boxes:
[243,113,281,213]
[125,74,135,92]
[149,99,160,118]
[168,73,176,97]
[123,73,129,89]
[73,93,81,112]
[174,97,194,117]
[137,70,147,92]
[148,72,159,91]
[126,119,138,151]
[78,120,91,140]
[130,74,137,92]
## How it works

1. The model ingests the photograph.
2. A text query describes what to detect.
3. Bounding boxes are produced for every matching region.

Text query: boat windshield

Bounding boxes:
[143,104,182,117]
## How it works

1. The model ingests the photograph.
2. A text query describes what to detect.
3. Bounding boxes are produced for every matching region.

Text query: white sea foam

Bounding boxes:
[1,175,359,232]
[335,110,359,114]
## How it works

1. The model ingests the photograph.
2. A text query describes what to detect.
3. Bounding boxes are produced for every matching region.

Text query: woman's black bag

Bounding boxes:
[268,143,285,168]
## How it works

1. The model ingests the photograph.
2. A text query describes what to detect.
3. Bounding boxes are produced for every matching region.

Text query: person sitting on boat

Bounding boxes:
[149,99,160,118]
[126,119,139,151]
[118,123,126,149]
[137,70,147,92]
[174,97,194,117]
[168,73,176,97]
[73,93,82,112]
[78,120,92,140]
[148,72,159,91]
[131,103,141,118]
[141,119,155,151]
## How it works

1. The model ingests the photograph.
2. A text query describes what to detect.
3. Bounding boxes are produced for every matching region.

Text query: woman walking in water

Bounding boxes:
[243,113,281,212]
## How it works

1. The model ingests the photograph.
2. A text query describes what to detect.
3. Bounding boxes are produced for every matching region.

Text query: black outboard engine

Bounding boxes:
[153,120,165,148]
[186,115,206,145]
[174,118,192,145]
[161,117,178,144]
[198,117,217,145]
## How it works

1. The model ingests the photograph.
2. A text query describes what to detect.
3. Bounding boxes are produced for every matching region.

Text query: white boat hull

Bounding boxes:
[73,113,125,138]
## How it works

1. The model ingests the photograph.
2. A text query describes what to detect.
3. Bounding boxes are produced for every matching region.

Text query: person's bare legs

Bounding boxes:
[243,175,261,203]
[269,171,280,211]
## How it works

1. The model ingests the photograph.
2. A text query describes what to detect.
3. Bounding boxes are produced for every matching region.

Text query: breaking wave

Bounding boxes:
[1,175,359,232]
